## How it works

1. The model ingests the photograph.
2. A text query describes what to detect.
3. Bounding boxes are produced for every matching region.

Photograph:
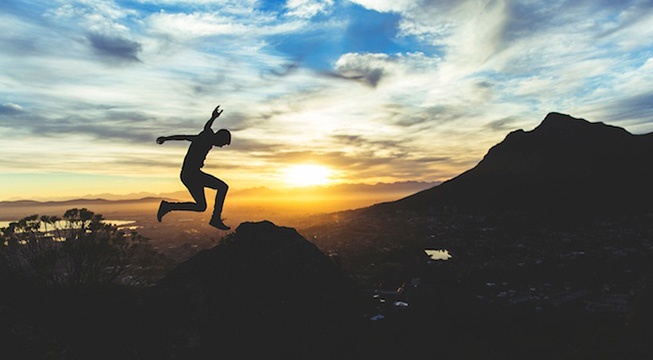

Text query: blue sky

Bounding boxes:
[1,0,653,200]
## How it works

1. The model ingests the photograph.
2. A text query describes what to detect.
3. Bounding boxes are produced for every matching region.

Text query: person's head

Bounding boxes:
[213,129,231,147]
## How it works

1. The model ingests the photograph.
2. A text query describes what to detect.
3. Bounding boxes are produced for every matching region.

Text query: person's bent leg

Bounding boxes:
[167,173,208,212]
[213,180,228,219]
[202,173,230,230]
[157,200,170,222]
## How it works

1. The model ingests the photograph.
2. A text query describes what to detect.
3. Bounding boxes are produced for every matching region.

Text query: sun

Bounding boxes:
[283,164,333,187]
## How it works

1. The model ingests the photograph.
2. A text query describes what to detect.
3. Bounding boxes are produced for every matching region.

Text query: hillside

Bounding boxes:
[155,220,358,358]
[1,220,360,359]
[382,112,653,214]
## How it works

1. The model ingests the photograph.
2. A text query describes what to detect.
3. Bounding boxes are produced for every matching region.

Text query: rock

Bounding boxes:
[155,220,358,358]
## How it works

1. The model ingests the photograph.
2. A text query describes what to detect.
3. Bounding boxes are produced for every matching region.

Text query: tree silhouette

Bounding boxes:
[0,208,147,286]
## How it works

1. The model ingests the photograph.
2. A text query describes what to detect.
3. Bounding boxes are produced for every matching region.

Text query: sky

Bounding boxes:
[1,0,653,201]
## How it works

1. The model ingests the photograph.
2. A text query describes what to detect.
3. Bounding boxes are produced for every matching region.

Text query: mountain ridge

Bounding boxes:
[0,181,440,203]
[376,112,653,215]
[0,197,163,206]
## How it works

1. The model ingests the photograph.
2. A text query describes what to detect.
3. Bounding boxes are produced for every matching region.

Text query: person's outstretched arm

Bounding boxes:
[156,135,196,144]
[203,105,223,132]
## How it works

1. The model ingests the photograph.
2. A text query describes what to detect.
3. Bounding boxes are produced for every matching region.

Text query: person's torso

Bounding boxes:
[182,131,213,169]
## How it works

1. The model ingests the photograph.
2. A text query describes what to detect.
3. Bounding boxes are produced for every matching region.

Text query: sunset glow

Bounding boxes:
[1,1,653,200]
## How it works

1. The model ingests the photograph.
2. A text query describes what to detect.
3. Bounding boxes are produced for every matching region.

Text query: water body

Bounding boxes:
[0,220,136,230]
[425,249,452,260]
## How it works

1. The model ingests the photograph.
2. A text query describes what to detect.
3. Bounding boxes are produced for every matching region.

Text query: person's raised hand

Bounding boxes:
[212,105,223,119]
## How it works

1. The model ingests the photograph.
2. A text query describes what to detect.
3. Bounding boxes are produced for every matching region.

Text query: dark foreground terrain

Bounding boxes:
[1,216,652,360]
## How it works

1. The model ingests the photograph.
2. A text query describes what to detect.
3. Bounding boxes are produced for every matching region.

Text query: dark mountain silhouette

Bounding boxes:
[155,220,358,359]
[0,197,163,206]
[380,112,653,215]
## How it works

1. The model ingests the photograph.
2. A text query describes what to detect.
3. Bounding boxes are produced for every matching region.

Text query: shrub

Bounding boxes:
[0,208,147,286]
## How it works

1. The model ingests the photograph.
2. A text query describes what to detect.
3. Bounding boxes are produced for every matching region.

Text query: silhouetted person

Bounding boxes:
[156,105,231,230]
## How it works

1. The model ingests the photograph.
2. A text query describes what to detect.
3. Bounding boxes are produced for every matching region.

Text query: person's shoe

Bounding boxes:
[157,200,170,222]
[209,217,230,230]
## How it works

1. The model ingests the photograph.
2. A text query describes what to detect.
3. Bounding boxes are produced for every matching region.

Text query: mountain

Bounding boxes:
[155,221,357,358]
[1,181,439,220]
[0,197,163,206]
[230,181,440,197]
[382,112,653,215]
[2,181,438,203]
[0,197,163,221]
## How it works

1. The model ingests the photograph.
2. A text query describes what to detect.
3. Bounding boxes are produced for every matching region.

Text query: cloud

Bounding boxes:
[331,134,403,150]
[348,0,418,13]
[145,9,304,41]
[87,32,142,62]
[575,91,653,131]
[608,92,653,122]
[0,103,24,115]
[2,0,653,198]
[333,53,391,87]
[147,11,249,38]
[485,116,519,132]
[47,0,137,34]
[331,52,441,88]
[285,0,334,18]
[248,147,450,182]
[261,62,300,78]
[0,110,156,144]
[132,0,255,4]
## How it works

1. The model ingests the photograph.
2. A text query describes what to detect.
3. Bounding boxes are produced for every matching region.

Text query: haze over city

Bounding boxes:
[2,0,653,201]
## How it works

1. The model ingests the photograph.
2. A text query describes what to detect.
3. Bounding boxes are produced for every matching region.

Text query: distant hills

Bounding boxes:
[0,197,163,221]
[379,112,653,215]
[0,181,439,220]
[1,181,438,204]
[0,197,162,206]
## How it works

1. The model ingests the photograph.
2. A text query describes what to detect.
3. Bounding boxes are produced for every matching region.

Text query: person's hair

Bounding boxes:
[215,129,231,145]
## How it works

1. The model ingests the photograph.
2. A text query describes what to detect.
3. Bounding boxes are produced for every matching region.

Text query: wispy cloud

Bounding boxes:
[286,0,334,19]
[86,32,143,62]
[1,0,652,199]
[0,103,24,115]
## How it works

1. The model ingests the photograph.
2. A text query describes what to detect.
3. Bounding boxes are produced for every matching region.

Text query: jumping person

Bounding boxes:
[156,105,231,230]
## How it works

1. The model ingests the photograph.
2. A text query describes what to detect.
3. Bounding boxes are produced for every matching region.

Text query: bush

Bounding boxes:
[0,208,147,286]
